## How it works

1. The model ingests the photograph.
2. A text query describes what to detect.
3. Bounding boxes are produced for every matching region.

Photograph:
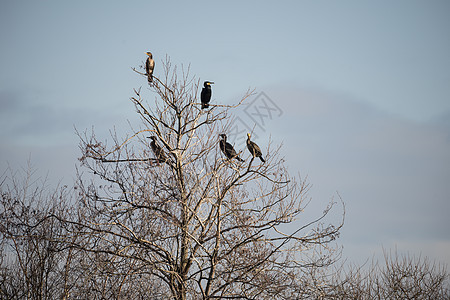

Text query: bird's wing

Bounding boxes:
[201,88,206,100]
[146,58,155,74]
[252,142,262,155]
[145,58,150,74]
[225,142,238,156]
[248,141,262,156]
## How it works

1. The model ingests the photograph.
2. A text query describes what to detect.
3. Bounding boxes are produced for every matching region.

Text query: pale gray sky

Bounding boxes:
[1,0,449,266]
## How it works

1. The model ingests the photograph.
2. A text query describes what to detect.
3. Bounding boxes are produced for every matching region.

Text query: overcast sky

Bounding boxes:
[1,1,449,267]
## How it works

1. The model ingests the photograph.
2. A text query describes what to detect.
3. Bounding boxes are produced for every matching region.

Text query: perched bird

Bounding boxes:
[246,133,265,163]
[148,136,168,163]
[145,52,155,83]
[201,81,214,109]
[219,134,244,162]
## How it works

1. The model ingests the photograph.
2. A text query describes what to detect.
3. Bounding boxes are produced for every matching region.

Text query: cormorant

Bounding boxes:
[148,136,168,163]
[201,81,214,109]
[246,133,265,163]
[219,134,244,162]
[145,52,155,83]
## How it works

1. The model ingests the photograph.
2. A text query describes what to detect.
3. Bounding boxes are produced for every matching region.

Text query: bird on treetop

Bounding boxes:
[201,81,214,109]
[147,136,168,164]
[145,52,155,83]
[246,133,265,163]
[219,134,244,162]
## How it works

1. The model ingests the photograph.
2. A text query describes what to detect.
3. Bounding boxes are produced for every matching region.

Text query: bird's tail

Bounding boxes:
[201,103,209,109]
[237,156,244,162]
[259,156,266,163]
[147,75,153,83]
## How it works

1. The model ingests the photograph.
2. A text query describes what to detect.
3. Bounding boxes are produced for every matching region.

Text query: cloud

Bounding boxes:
[258,86,450,265]
[0,87,137,143]
[0,87,139,185]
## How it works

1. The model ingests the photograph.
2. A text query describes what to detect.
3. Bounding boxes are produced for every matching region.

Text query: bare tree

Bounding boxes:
[0,166,80,300]
[303,250,450,299]
[71,57,344,299]
[3,56,446,300]
[374,250,449,299]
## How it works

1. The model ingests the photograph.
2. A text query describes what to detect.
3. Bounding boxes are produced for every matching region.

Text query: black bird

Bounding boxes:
[145,52,155,83]
[148,136,168,163]
[219,134,244,162]
[201,81,214,109]
[246,133,265,163]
